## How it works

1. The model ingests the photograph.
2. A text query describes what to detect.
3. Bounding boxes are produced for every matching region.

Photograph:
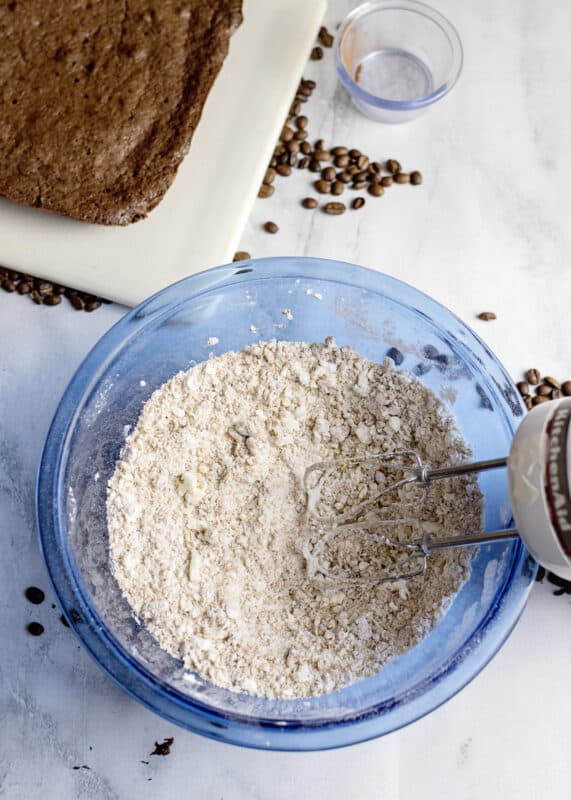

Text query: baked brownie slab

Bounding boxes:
[0,0,242,224]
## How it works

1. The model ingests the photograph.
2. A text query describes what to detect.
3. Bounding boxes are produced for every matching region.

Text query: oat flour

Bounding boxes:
[107,339,482,698]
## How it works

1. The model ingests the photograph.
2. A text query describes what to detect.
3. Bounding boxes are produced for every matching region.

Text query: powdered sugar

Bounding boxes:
[107,339,482,699]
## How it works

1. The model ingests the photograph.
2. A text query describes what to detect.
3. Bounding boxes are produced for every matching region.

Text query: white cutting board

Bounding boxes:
[0,0,326,307]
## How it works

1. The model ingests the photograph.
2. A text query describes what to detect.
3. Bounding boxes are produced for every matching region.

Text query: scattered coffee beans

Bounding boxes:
[318,26,334,48]
[0,266,110,312]
[323,202,346,215]
[352,197,365,210]
[386,346,404,366]
[315,179,331,194]
[410,171,423,185]
[526,368,540,385]
[25,587,45,605]
[395,172,410,184]
[233,251,251,262]
[27,622,44,636]
[311,46,324,60]
[264,221,279,234]
[386,159,401,174]
[302,197,318,209]
[477,312,497,321]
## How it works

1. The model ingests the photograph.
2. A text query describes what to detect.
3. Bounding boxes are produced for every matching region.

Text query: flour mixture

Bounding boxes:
[107,339,482,698]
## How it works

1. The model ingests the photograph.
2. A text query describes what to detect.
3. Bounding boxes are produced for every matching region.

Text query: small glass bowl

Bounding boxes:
[335,0,463,123]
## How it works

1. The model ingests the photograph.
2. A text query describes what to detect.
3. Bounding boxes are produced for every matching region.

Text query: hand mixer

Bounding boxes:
[304,397,571,583]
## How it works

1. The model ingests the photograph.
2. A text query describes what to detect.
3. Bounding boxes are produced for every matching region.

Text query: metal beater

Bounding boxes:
[304,398,571,584]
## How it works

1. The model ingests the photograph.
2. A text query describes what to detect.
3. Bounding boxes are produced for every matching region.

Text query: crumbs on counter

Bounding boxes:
[150,737,174,757]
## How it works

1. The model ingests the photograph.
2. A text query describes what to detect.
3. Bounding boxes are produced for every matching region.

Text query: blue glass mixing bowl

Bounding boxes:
[36,257,536,751]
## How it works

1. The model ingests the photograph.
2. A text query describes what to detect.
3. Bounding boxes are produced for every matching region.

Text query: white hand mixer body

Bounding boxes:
[304,398,571,582]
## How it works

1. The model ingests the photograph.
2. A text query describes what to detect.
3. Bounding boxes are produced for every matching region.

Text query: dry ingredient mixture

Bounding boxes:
[107,339,483,699]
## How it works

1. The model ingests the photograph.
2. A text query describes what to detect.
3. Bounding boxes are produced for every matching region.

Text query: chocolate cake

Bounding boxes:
[0,1,242,225]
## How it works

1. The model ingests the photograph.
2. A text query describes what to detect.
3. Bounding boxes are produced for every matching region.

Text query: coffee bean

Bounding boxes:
[536,384,552,397]
[323,202,346,215]
[381,176,393,187]
[27,622,44,636]
[423,345,440,360]
[17,281,31,294]
[296,115,308,130]
[293,129,308,141]
[349,148,361,159]
[310,46,323,60]
[331,181,345,196]
[308,159,321,172]
[9,270,19,280]
[85,300,102,312]
[53,285,65,295]
[347,164,359,175]
[321,166,336,182]
[303,79,316,90]
[291,100,302,116]
[281,126,294,142]
[517,381,529,397]
[233,251,251,262]
[337,171,352,183]
[318,26,334,47]
[274,144,286,157]
[532,395,549,405]
[315,179,331,194]
[334,154,350,168]
[276,164,292,177]
[352,197,365,210]
[352,180,367,190]
[30,290,43,304]
[300,141,312,155]
[524,396,533,410]
[25,587,45,604]
[44,293,62,306]
[544,376,561,389]
[2,278,16,292]
[526,368,540,385]
[302,197,318,209]
[69,294,85,311]
[314,149,331,162]
[386,347,404,366]
[562,381,571,396]
[263,168,276,185]
[287,151,297,166]
[264,221,279,234]
[386,159,401,174]
[368,183,384,197]
[410,171,423,185]
[331,146,348,156]
[0,266,7,277]
[315,139,326,150]
[395,172,410,184]
[477,311,496,321]
[258,184,274,198]
[298,84,312,97]
[354,169,369,182]
[552,388,563,399]
[370,161,382,174]
[356,155,369,170]
[298,157,310,169]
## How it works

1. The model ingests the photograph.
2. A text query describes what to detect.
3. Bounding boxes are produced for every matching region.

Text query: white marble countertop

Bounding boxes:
[1,1,570,797]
